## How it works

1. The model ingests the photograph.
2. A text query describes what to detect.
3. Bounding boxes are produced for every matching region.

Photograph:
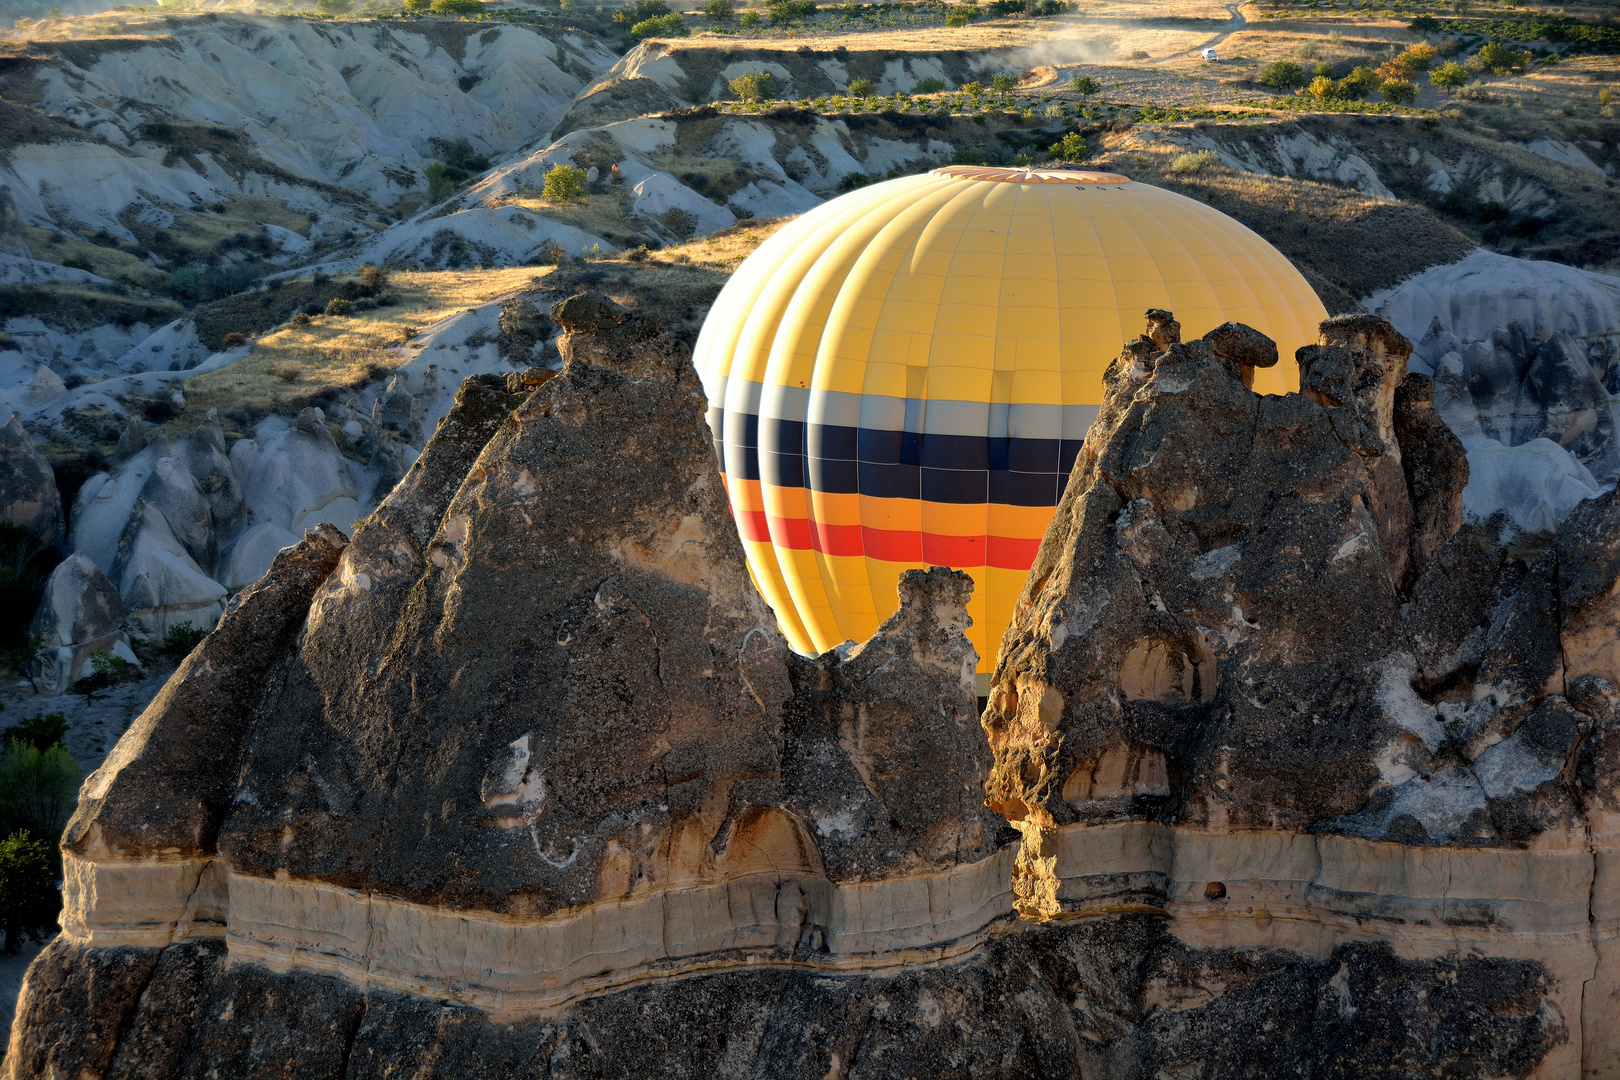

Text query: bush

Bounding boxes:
[1408,14,1441,33]
[0,831,57,956]
[945,5,978,25]
[1306,74,1335,100]
[1312,61,1332,79]
[1070,75,1099,96]
[221,331,248,349]
[838,172,872,191]
[767,0,814,22]
[1259,60,1304,89]
[1379,78,1417,105]
[315,0,351,11]
[430,0,482,11]
[950,148,986,165]
[703,0,734,15]
[157,621,208,660]
[1048,131,1087,160]
[0,739,79,842]
[1429,61,1467,89]
[730,70,772,100]
[325,297,353,316]
[913,77,946,93]
[1,714,67,755]
[1169,149,1218,174]
[632,12,686,35]
[425,161,454,204]
[358,263,389,293]
[990,73,1016,92]
[1295,40,1318,60]
[739,10,761,25]
[1403,42,1438,70]
[1601,88,1614,106]
[612,0,667,25]
[847,76,877,97]
[542,163,589,203]
[1337,65,1381,98]
[961,80,984,96]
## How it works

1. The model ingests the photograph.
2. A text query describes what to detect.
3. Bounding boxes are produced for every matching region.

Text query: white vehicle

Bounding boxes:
[1202,47,1220,62]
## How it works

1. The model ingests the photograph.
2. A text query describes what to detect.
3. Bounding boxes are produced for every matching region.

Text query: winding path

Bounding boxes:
[1152,1,1247,64]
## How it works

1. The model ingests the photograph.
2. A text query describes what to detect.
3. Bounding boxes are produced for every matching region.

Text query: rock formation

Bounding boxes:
[0,411,63,548]
[9,303,1619,1078]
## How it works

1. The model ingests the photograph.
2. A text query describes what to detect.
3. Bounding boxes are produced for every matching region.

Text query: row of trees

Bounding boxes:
[0,713,79,956]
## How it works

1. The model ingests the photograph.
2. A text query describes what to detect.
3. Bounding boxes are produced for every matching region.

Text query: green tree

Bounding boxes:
[961,80,984,96]
[1048,131,1087,160]
[1337,65,1381,98]
[730,70,772,100]
[739,10,761,25]
[1379,77,1417,104]
[912,77,946,93]
[990,72,1016,92]
[1258,60,1304,89]
[838,171,872,191]
[704,0,736,15]
[1,714,67,754]
[847,76,877,97]
[425,161,454,204]
[611,0,668,25]
[0,738,80,842]
[0,831,57,955]
[1070,75,1099,96]
[430,0,482,11]
[1306,74,1335,100]
[542,163,589,203]
[1477,40,1516,74]
[1429,61,1467,88]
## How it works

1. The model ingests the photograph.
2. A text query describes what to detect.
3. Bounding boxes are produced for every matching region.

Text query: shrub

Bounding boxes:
[221,332,248,349]
[1408,14,1440,33]
[739,10,761,25]
[767,0,814,22]
[987,0,1023,13]
[1048,131,1087,160]
[1259,60,1304,88]
[325,297,353,316]
[1429,61,1467,88]
[1404,42,1438,70]
[315,0,351,12]
[0,831,57,956]
[848,76,877,97]
[1169,149,1218,174]
[1045,102,1065,119]
[1296,41,1318,59]
[1599,88,1614,105]
[1070,75,1099,96]
[961,80,984,96]
[1312,61,1332,79]
[291,312,313,327]
[703,0,735,16]
[157,621,208,660]
[913,77,946,93]
[1337,65,1381,98]
[425,161,454,204]
[1,714,67,755]
[945,5,978,25]
[950,148,986,165]
[430,0,482,11]
[838,171,872,191]
[1378,78,1417,105]
[990,72,1016,92]
[358,263,389,292]
[632,12,686,35]
[730,70,773,100]
[0,739,79,842]
[1477,200,1509,223]
[1306,74,1335,100]
[542,163,589,203]
[612,0,667,25]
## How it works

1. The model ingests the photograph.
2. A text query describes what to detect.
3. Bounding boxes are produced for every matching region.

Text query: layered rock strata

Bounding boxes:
[8,303,1614,1079]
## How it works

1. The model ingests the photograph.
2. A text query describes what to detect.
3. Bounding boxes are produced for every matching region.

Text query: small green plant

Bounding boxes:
[1429,61,1467,88]
[542,163,589,203]
[0,831,57,956]
[325,297,353,316]
[945,4,978,25]
[848,76,877,97]
[730,70,773,101]
[315,0,351,12]
[739,10,761,25]
[358,264,390,293]
[157,621,208,660]
[1,714,67,754]
[631,11,685,35]
[838,171,872,191]
[1044,102,1065,119]
[913,77,946,93]
[611,0,667,26]
[1259,61,1304,89]
[1296,40,1318,59]
[961,80,984,96]
[430,0,482,11]
[88,650,126,680]
[703,0,735,16]
[1408,13,1440,33]
[1070,75,1099,97]
[950,148,985,165]
[1600,88,1614,106]
[581,242,604,260]
[1169,149,1218,174]
[1047,131,1087,160]
[990,72,1016,92]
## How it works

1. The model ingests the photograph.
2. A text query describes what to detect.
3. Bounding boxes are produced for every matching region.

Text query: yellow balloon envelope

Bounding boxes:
[693,166,1327,687]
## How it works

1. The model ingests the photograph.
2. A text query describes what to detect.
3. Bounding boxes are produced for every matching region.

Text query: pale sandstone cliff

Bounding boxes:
[6,299,1617,1078]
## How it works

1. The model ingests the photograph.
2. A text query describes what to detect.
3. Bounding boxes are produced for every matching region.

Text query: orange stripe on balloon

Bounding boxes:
[752,514,1041,570]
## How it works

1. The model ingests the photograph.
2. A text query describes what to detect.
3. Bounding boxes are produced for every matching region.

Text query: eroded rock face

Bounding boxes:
[0,411,63,548]
[9,303,1609,1080]
[982,311,1617,1077]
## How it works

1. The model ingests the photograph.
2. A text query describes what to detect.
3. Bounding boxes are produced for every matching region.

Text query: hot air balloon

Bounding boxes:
[693,165,1328,691]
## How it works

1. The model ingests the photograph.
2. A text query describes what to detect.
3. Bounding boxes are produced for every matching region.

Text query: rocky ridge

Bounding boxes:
[8,297,1619,1077]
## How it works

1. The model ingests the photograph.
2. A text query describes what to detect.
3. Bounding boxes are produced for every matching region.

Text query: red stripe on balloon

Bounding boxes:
[754,514,1039,570]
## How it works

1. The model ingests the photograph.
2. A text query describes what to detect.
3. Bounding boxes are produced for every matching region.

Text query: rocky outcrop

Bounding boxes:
[10,304,1615,1079]
[0,411,63,548]
[29,553,128,692]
